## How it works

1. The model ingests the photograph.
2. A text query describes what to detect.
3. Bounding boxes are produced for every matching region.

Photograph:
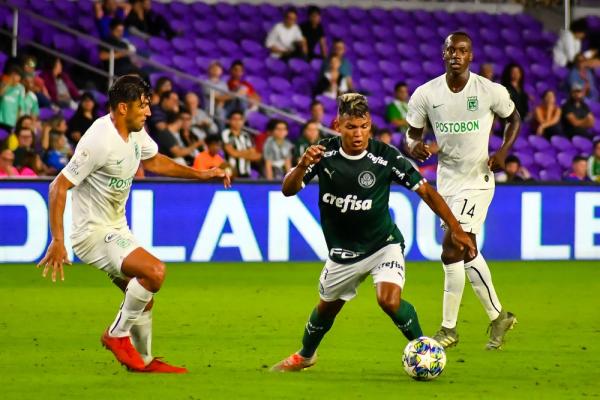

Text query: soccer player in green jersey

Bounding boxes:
[271,93,475,372]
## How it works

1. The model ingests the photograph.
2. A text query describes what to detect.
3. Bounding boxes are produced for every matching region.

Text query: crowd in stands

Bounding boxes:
[0,1,599,183]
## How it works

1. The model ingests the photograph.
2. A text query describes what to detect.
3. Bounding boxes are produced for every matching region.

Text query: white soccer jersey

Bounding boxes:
[406,72,515,196]
[62,114,158,242]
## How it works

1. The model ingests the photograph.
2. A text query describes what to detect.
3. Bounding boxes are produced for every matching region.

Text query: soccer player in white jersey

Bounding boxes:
[406,32,520,350]
[37,75,231,372]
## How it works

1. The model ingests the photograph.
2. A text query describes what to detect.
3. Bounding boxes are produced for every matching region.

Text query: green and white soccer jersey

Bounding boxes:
[406,72,515,197]
[62,114,158,277]
[302,136,425,264]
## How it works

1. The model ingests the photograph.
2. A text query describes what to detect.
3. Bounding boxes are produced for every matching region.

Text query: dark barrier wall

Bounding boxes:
[0,180,598,262]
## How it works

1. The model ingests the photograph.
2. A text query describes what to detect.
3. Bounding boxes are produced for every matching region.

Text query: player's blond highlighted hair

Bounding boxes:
[337,93,369,118]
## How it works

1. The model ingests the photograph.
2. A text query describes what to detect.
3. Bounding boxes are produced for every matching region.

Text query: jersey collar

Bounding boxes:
[339,146,367,160]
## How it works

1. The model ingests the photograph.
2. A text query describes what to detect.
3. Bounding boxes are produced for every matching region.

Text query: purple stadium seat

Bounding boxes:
[359,78,383,94]
[239,22,263,40]
[400,61,421,77]
[415,26,436,41]
[240,40,264,57]
[551,135,575,151]
[169,1,188,18]
[172,56,198,74]
[539,169,562,181]
[347,7,368,22]
[514,151,533,166]
[479,28,500,44]
[265,58,289,77]
[382,78,396,93]
[310,58,323,73]
[534,152,556,168]
[172,38,194,54]
[214,3,236,18]
[316,95,337,114]
[0,128,8,142]
[375,43,398,59]
[246,75,268,94]
[216,21,240,41]
[53,33,77,55]
[246,111,269,132]
[372,26,390,42]
[500,28,520,44]
[483,45,504,62]
[379,60,401,78]
[149,37,171,53]
[557,151,577,169]
[39,107,55,121]
[353,42,372,58]
[357,60,380,76]
[241,58,262,75]
[289,59,311,75]
[572,135,593,154]
[217,39,240,57]
[291,94,312,111]
[528,135,551,151]
[328,23,348,39]
[394,26,413,41]
[269,94,293,109]
[422,61,444,78]
[193,20,215,36]
[194,38,217,55]
[268,77,292,94]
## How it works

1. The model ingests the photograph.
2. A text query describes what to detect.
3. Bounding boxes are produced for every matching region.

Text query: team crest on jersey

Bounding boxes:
[358,171,376,188]
[467,96,478,111]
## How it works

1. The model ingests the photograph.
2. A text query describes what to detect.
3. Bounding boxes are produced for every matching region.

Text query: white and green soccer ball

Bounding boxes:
[402,336,446,381]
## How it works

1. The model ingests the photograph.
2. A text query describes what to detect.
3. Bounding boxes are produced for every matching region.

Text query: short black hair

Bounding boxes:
[266,118,283,132]
[205,134,222,145]
[447,31,473,44]
[284,7,297,16]
[302,119,319,131]
[5,64,23,77]
[166,112,182,125]
[307,5,321,16]
[570,18,587,34]
[394,81,407,92]
[332,37,344,44]
[593,139,600,149]
[230,60,244,69]
[154,76,171,92]
[109,18,124,31]
[377,128,392,136]
[573,155,587,163]
[228,109,244,119]
[108,75,151,110]
[337,93,369,118]
[159,90,175,104]
[505,154,521,165]
[310,100,323,109]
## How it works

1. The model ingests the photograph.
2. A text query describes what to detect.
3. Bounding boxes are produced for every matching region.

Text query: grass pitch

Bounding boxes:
[1,261,599,400]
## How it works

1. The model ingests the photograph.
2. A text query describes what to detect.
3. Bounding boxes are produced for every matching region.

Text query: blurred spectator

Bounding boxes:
[479,63,495,82]
[203,61,231,128]
[385,82,410,133]
[39,58,80,109]
[22,73,40,120]
[13,126,35,168]
[553,18,595,68]
[0,149,18,177]
[501,63,529,120]
[17,149,42,177]
[321,39,352,79]
[0,64,25,130]
[125,0,176,39]
[193,134,228,171]
[184,92,218,140]
[151,76,172,105]
[179,109,201,165]
[68,92,98,145]
[495,155,531,182]
[149,90,179,135]
[561,84,595,138]
[21,55,50,108]
[534,90,562,138]
[222,110,261,178]
[100,20,144,78]
[294,120,321,162]
[94,0,130,40]
[154,112,202,165]
[563,155,591,182]
[315,56,351,98]
[588,140,600,182]
[227,60,261,113]
[6,115,34,152]
[254,118,277,154]
[375,128,399,151]
[47,115,72,158]
[263,119,293,180]
[265,8,307,60]
[300,6,327,60]
[568,53,598,102]
[44,133,69,174]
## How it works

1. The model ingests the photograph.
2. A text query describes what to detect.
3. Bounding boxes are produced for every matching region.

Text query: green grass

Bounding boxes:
[1,261,599,400]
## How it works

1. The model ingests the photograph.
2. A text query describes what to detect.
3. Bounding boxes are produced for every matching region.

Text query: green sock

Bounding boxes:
[391,300,423,340]
[298,308,335,358]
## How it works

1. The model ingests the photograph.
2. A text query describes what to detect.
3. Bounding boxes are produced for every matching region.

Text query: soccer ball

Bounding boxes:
[402,336,446,381]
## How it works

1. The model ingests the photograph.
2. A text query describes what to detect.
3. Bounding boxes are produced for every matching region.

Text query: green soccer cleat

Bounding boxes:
[432,326,459,348]
[486,310,517,350]
[270,352,317,372]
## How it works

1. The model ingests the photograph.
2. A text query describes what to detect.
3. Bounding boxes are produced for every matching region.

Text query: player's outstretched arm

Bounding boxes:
[37,173,74,282]
[282,144,324,197]
[415,182,476,258]
[142,153,231,188]
[489,109,521,172]
[406,125,431,162]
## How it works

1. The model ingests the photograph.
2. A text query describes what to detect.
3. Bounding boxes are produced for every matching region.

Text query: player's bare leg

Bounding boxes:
[271,299,344,372]
[462,234,516,350]
[376,282,423,340]
[434,230,467,348]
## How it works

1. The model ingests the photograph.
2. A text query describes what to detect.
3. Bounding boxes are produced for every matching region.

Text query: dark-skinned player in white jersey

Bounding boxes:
[406,32,520,350]
[271,93,475,372]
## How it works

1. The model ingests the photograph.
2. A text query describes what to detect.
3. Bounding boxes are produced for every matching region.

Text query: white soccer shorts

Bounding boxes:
[441,188,494,235]
[318,243,406,302]
[72,227,139,280]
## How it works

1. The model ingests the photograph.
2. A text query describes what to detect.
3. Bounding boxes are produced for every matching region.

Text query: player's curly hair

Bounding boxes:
[108,75,151,110]
[337,93,369,118]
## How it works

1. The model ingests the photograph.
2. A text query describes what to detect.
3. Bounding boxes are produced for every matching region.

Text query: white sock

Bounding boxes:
[442,261,465,329]
[109,278,153,338]
[465,253,502,321]
[131,310,153,365]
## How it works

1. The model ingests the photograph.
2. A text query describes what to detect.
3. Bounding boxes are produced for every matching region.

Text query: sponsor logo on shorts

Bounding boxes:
[358,171,376,188]
[322,193,372,213]
[104,232,119,243]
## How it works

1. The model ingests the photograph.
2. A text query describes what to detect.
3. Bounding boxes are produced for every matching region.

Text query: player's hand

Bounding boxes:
[409,141,432,163]
[488,150,507,172]
[299,145,325,168]
[37,239,71,282]
[207,167,232,188]
[450,229,476,259]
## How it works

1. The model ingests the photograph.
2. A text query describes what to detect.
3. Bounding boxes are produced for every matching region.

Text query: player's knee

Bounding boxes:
[441,243,465,264]
[146,262,166,292]
[377,295,400,316]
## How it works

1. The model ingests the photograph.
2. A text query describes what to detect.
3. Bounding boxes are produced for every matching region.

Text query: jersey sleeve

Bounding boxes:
[301,162,319,186]
[61,132,108,186]
[406,87,428,129]
[140,128,158,160]
[490,82,516,118]
[389,149,426,191]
